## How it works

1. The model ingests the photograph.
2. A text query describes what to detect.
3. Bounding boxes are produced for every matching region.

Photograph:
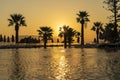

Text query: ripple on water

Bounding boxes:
[0,48,119,80]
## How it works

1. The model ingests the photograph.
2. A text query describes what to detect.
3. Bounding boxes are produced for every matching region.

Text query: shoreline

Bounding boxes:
[0,44,94,49]
[0,43,120,49]
[0,44,64,49]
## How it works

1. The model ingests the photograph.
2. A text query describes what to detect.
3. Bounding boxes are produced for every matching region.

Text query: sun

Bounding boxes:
[53,24,65,35]
[57,24,64,31]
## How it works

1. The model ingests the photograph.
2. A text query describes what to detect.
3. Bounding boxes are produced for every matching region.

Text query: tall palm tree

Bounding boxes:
[37,26,53,49]
[8,14,27,43]
[76,11,90,46]
[91,22,103,44]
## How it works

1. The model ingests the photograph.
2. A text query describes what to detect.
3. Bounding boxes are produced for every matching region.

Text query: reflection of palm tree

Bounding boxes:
[8,14,27,43]
[76,11,90,46]
[80,49,87,79]
[10,49,25,80]
[37,26,53,49]
[91,22,103,44]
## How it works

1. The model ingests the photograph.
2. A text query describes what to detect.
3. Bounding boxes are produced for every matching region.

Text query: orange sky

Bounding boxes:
[0,0,111,43]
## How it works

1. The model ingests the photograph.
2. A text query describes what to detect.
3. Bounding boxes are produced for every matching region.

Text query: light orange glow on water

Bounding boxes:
[56,56,69,80]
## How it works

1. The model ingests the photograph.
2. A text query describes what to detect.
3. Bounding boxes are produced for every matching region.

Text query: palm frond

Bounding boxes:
[37,26,53,40]
[76,18,80,23]
[8,19,14,26]
[76,11,90,23]
[8,13,27,27]
[91,26,96,31]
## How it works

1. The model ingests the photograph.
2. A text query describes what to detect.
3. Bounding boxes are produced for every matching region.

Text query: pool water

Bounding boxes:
[0,47,120,80]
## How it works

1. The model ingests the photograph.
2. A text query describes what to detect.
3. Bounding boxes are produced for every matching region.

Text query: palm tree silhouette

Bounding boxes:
[76,32,80,43]
[91,22,103,44]
[3,35,6,42]
[37,26,53,49]
[76,11,90,46]
[67,27,76,48]
[8,14,27,43]
[59,25,76,48]
[101,23,116,43]
[63,26,69,48]
[11,35,15,43]
[59,25,68,48]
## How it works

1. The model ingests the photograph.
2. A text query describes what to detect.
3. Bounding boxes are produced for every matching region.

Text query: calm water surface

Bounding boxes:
[0,47,120,80]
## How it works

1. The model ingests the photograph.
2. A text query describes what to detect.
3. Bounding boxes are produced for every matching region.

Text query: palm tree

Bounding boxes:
[37,26,53,49]
[59,25,68,48]
[91,22,103,44]
[0,35,3,42]
[75,32,80,43]
[59,25,76,48]
[7,36,10,42]
[76,11,90,46]
[8,14,27,43]
[101,23,116,43]
[67,27,76,48]
[3,35,6,42]
[58,28,64,40]
[11,35,15,42]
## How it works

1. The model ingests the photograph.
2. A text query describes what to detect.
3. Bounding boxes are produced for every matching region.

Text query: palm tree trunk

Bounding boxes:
[44,40,47,49]
[113,0,118,42]
[15,30,19,43]
[15,25,19,43]
[68,38,71,48]
[44,34,47,49]
[96,29,99,44]
[77,37,80,43]
[81,23,84,46]
[16,30,19,43]
[64,33,67,48]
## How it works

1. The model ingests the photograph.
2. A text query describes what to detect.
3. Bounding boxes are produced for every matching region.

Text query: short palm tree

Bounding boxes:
[76,11,90,46]
[75,32,80,43]
[59,25,68,48]
[59,25,76,48]
[67,27,76,48]
[101,23,116,43]
[91,22,103,44]
[8,14,27,43]
[37,26,53,49]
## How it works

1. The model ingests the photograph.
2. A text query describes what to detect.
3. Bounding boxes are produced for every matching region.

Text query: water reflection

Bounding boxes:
[56,56,69,80]
[0,48,119,80]
[105,53,120,80]
[9,49,26,80]
[79,49,87,80]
